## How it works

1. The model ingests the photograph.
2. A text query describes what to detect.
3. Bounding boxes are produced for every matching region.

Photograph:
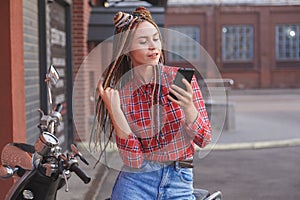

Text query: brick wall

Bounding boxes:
[166,5,300,89]
[72,0,92,141]
[0,0,26,198]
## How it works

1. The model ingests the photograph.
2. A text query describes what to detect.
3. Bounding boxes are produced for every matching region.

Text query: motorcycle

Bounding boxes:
[0,66,91,200]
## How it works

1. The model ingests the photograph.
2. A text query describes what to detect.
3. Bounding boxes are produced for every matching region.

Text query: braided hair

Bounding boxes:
[90,7,165,164]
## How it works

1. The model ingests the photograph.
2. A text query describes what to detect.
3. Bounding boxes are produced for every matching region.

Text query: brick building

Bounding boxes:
[88,0,300,89]
[0,0,300,198]
[0,0,162,197]
[166,0,300,88]
[0,0,76,198]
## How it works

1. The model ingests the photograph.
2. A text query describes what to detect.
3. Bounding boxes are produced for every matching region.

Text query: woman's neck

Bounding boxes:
[133,65,155,84]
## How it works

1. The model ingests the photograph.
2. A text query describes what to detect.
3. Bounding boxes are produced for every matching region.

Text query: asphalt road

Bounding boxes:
[194,146,300,200]
[56,89,300,200]
[95,146,300,200]
[94,90,300,200]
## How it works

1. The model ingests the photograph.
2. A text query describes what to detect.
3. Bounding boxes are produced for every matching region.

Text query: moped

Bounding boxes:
[0,66,91,200]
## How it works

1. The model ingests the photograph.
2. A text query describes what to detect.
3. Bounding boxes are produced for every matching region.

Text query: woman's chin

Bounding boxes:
[148,60,160,66]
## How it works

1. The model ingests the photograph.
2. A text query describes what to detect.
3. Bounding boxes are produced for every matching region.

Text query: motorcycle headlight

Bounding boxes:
[34,132,59,156]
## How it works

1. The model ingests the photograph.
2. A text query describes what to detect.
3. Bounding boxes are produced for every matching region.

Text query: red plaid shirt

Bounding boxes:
[116,66,212,168]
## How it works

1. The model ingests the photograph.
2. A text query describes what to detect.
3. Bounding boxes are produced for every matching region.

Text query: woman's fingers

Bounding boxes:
[97,80,104,95]
[171,84,185,98]
[168,87,181,102]
[168,78,193,106]
[97,80,114,97]
[182,78,193,93]
[170,79,192,99]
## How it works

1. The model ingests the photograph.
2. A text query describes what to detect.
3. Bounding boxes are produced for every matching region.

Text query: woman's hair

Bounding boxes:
[105,7,164,88]
[90,7,165,164]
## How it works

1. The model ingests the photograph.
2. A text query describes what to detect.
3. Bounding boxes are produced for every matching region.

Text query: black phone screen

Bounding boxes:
[170,68,195,100]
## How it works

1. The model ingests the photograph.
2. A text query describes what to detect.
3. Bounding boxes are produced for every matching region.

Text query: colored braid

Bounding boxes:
[90,7,165,165]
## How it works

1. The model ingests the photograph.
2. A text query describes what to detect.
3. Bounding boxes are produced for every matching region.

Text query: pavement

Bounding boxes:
[57,88,300,200]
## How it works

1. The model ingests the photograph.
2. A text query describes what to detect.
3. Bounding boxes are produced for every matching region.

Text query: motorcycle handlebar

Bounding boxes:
[0,165,14,179]
[0,165,8,177]
[69,163,91,184]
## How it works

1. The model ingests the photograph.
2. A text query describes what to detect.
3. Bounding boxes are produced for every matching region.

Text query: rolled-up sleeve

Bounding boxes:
[116,133,144,168]
[183,77,212,148]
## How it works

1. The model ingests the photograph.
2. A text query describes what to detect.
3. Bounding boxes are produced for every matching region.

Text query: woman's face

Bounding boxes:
[129,21,162,67]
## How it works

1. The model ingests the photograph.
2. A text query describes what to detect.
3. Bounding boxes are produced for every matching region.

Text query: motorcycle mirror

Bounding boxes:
[45,65,59,113]
[46,65,59,86]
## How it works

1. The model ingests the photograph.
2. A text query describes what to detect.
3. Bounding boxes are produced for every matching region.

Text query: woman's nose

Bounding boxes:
[148,40,156,50]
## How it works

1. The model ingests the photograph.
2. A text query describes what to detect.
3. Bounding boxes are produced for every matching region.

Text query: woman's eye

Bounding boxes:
[153,38,160,42]
[139,40,147,44]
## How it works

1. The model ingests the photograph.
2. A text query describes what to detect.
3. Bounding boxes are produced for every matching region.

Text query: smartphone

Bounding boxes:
[169,68,195,100]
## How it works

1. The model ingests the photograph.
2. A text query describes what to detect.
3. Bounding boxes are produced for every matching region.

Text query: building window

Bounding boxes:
[276,24,300,60]
[167,26,200,62]
[222,25,254,62]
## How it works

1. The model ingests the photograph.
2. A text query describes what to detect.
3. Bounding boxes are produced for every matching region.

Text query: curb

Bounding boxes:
[230,88,300,95]
[202,138,300,151]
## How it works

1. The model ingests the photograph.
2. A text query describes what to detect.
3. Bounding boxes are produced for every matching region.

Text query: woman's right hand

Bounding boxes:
[98,81,131,138]
[98,81,121,115]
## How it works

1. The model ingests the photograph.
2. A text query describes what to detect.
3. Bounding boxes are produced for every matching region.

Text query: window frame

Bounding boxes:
[221,24,254,63]
[275,24,300,61]
[166,25,201,63]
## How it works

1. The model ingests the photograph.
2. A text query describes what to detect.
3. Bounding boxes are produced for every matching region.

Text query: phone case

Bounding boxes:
[170,68,195,100]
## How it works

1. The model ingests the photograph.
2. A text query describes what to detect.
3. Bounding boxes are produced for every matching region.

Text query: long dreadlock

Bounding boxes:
[90,7,165,166]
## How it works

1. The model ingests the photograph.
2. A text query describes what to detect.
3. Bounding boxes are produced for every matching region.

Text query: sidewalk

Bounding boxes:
[214,88,300,147]
[57,89,300,200]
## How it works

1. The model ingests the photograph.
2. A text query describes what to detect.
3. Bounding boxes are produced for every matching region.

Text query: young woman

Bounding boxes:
[92,7,212,200]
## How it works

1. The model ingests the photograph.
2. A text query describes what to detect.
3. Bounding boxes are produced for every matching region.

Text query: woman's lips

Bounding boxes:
[147,52,159,59]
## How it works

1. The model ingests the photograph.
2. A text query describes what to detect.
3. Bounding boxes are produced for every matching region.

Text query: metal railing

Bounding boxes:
[202,78,235,130]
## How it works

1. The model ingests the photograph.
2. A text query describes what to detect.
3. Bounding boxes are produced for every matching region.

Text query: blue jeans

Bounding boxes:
[111,160,195,200]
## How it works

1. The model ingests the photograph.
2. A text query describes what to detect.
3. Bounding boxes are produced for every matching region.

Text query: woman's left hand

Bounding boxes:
[167,78,198,124]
